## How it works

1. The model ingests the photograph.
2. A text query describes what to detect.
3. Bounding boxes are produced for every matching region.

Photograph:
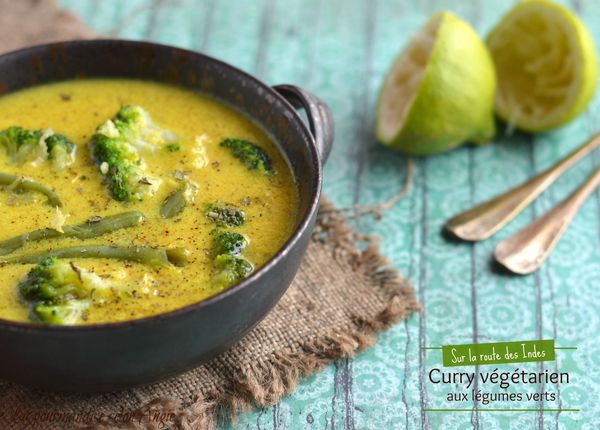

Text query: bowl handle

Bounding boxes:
[273,84,334,164]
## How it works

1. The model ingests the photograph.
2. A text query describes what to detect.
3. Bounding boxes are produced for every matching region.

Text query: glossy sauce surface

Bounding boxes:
[0,79,298,324]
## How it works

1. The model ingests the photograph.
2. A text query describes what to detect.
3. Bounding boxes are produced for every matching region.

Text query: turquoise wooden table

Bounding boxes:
[58,0,600,428]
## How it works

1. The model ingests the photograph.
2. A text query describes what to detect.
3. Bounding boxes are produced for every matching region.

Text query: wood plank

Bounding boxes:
[345,0,427,426]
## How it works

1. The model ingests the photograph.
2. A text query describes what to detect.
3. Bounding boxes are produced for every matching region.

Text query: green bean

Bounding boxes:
[160,188,187,219]
[0,245,189,268]
[0,211,145,256]
[0,172,62,207]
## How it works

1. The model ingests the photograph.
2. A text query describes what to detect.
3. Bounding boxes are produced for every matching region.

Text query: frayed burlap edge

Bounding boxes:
[87,199,419,430]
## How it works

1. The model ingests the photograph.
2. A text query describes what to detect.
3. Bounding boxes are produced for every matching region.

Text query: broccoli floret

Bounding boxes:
[210,230,253,289]
[212,254,253,289]
[92,133,141,202]
[91,105,174,202]
[45,133,76,170]
[0,127,42,163]
[213,231,248,255]
[205,202,245,227]
[17,256,112,325]
[0,126,75,170]
[220,138,275,175]
[32,301,90,325]
[113,105,177,150]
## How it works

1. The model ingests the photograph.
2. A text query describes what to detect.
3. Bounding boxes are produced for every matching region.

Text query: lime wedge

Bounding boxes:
[487,0,598,132]
[376,11,497,155]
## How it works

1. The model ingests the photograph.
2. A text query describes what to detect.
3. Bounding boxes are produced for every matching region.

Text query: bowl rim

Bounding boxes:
[0,39,323,333]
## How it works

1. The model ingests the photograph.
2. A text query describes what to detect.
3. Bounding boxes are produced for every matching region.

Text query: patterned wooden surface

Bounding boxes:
[58,0,600,428]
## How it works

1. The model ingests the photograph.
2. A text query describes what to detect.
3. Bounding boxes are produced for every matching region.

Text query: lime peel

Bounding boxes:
[376,11,497,156]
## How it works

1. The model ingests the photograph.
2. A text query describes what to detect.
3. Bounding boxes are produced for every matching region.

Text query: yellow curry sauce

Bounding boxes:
[0,79,298,324]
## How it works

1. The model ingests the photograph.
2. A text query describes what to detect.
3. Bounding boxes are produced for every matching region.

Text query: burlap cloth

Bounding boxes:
[0,1,419,429]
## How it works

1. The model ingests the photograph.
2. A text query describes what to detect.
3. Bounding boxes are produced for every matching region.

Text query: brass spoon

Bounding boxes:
[445,132,600,241]
[494,166,600,275]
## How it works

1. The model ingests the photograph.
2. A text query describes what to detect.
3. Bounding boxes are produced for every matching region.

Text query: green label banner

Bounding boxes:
[442,340,555,367]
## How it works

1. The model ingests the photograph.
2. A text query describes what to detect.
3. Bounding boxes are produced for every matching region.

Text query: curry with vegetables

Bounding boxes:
[0,79,298,325]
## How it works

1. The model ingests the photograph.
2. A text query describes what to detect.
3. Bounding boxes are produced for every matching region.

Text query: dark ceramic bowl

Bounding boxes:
[0,40,334,391]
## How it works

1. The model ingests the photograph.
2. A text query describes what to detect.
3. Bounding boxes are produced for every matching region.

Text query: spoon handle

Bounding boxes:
[445,132,600,241]
[494,166,600,275]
